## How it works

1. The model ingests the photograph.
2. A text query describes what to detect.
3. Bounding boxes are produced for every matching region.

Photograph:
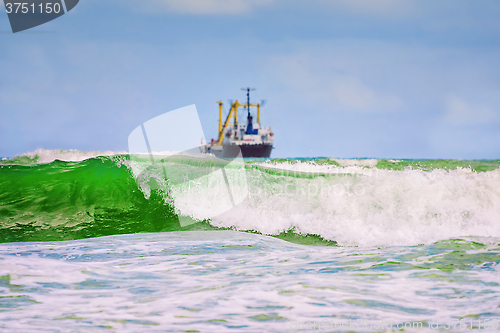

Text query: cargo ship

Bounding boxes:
[200,88,274,158]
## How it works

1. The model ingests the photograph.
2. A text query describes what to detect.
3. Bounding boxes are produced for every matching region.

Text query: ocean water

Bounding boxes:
[1,149,500,332]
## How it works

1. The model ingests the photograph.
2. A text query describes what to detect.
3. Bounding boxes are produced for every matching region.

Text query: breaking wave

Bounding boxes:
[1,150,499,247]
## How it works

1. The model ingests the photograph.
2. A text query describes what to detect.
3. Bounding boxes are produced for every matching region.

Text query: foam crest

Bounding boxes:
[258,160,374,175]
[331,158,379,168]
[201,167,500,247]
[32,148,127,163]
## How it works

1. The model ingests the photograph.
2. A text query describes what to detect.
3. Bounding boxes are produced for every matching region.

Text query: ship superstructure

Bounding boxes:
[200,88,274,158]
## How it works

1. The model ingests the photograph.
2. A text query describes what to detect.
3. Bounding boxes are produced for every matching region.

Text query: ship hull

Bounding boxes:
[212,143,273,158]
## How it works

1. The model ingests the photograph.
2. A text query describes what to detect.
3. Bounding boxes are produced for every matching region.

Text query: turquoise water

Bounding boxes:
[1,150,500,331]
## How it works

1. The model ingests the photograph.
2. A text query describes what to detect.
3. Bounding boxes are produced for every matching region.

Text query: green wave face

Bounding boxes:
[0,157,184,243]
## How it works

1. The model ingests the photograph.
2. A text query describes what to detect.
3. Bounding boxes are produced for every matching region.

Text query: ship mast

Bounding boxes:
[242,87,255,119]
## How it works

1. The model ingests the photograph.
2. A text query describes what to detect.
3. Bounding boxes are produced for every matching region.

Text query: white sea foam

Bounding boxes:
[21,148,127,164]
[168,163,500,247]
[257,160,375,176]
[16,149,216,165]
[331,158,379,168]
[2,232,499,332]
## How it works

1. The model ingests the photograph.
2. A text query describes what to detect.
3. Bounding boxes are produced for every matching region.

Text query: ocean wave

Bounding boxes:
[1,150,500,247]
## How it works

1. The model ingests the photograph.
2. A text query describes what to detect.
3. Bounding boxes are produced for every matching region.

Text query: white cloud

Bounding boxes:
[334,76,403,112]
[444,95,497,125]
[319,0,416,19]
[134,0,275,15]
[267,54,404,114]
[119,0,414,17]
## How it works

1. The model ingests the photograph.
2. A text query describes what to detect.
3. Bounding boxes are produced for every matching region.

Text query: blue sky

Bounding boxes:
[1,0,500,159]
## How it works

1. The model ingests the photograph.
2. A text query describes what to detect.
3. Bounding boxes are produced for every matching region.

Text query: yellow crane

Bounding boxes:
[216,100,261,146]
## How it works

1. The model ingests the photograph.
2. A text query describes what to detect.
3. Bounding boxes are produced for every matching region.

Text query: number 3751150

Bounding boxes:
[5,2,62,14]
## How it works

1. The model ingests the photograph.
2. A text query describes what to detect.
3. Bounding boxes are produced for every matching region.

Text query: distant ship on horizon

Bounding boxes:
[200,88,274,158]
